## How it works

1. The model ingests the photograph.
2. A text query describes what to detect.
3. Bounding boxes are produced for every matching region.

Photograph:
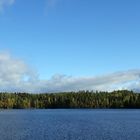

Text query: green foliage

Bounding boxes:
[0,90,140,109]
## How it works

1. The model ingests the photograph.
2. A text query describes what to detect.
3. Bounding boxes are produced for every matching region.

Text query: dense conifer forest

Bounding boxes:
[0,90,140,109]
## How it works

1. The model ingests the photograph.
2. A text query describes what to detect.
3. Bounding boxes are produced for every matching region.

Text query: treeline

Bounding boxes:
[0,90,140,109]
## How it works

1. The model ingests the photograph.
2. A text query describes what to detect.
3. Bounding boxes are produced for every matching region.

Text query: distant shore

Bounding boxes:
[0,90,140,109]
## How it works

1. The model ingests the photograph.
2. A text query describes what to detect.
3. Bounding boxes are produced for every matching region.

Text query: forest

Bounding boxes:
[0,90,140,109]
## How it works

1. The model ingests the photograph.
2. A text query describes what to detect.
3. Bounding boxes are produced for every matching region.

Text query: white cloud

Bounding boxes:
[0,52,39,92]
[44,70,140,92]
[0,52,140,93]
[0,0,15,12]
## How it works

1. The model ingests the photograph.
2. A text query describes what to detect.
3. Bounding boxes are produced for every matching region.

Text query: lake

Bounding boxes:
[0,109,140,140]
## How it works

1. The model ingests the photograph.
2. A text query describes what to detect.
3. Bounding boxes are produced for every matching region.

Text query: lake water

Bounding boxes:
[0,109,140,140]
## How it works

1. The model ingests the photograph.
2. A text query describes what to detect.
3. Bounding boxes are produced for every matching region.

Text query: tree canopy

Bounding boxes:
[0,90,140,109]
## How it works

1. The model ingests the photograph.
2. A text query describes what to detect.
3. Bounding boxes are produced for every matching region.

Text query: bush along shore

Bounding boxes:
[0,90,140,109]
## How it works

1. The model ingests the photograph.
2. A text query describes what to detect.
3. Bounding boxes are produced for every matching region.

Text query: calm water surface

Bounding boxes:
[0,109,140,140]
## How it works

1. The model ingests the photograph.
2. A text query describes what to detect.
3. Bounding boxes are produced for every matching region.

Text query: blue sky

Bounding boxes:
[0,0,140,92]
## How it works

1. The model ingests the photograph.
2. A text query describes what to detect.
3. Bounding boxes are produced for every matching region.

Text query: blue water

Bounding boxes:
[0,109,140,140]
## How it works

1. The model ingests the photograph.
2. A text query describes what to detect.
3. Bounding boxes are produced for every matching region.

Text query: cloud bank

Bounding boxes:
[0,52,140,93]
[0,0,15,12]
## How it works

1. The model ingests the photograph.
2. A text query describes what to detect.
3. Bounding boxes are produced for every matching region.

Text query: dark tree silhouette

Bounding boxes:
[0,90,140,109]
